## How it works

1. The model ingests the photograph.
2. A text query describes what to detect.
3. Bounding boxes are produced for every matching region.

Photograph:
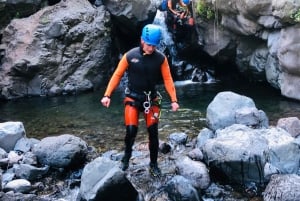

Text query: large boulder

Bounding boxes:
[79,156,137,201]
[32,134,88,168]
[201,124,300,184]
[206,91,268,131]
[0,0,112,99]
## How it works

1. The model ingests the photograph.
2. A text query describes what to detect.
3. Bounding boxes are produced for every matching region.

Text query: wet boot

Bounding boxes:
[149,162,161,177]
[121,125,137,171]
[121,155,130,171]
[148,123,161,177]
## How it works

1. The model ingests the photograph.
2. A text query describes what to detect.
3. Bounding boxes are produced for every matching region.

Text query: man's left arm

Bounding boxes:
[161,57,179,111]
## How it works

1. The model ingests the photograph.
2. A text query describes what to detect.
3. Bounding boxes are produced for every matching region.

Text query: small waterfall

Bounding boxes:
[153,10,178,62]
[152,10,217,84]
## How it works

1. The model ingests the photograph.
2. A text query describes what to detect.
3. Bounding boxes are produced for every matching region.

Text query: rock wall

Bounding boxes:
[0,0,112,99]
[0,0,157,100]
[195,0,300,100]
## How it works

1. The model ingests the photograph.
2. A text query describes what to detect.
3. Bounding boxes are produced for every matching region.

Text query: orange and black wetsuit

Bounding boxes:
[103,46,177,164]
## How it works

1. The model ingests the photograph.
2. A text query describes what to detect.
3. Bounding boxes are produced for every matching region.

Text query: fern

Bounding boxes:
[195,0,215,20]
[290,9,300,22]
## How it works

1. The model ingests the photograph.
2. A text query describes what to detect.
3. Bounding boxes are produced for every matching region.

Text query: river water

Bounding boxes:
[1,81,300,153]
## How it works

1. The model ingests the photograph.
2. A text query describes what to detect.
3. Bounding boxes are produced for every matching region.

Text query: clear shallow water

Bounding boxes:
[1,81,300,152]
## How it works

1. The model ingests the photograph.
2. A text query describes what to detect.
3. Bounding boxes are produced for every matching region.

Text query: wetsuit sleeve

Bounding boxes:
[103,54,128,97]
[161,57,178,102]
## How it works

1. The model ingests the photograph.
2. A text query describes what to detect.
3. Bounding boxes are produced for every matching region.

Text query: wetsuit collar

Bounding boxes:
[139,46,144,55]
[140,45,156,56]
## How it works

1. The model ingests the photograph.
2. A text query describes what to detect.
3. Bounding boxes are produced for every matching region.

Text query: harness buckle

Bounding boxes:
[143,91,151,114]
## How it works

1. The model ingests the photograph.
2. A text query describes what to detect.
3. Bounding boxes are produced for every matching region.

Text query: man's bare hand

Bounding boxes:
[101,96,111,108]
[171,102,179,111]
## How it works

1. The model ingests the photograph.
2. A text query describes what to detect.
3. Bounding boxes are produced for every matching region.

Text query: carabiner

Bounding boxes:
[143,91,152,114]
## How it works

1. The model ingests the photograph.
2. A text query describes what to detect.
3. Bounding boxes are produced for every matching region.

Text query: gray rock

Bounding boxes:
[188,148,203,161]
[257,16,282,28]
[201,124,300,184]
[2,170,15,186]
[0,147,7,158]
[3,179,31,193]
[277,25,300,100]
[166,175,201,201]
[235,107,269,128]
[0,191,39,201]
[21,152,38,165]
[169,132,188,145]
[79,156,136,201]
[196,128,214,149]
[14,137,40,153]
[0,0,112,99]
[206,91,268,131]
[32,134,88,168]
[8,151,23,165]
[13,164,49,181]
[264,174,300,201]
[175,156,210,190]
[277,116,300,137]
[0,122,26,152]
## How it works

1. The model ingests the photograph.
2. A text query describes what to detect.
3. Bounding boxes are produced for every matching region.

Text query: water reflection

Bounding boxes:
[1,82,300,152]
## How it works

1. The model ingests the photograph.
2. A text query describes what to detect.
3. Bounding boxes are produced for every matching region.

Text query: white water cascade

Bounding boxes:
[152,10,218,84]
[153,10,178,62]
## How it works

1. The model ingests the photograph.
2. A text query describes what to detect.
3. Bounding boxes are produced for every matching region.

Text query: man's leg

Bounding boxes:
[122,99,139,170]
[121,125,138,170]
[145,104,161,177]
[148,123,159,164]
[147,123,161,177]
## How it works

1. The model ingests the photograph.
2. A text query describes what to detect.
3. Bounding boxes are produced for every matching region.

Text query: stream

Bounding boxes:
[1,81,300,153]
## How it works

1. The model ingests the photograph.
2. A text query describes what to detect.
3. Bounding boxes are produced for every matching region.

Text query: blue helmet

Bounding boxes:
[182,0,190,5]
[141,24,162,46]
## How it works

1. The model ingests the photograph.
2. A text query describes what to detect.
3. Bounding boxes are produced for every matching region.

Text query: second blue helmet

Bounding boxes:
[182,0,190,5]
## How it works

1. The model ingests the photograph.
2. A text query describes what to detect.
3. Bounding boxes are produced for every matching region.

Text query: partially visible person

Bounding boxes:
[166,0,194,34]
[100,24,179,177]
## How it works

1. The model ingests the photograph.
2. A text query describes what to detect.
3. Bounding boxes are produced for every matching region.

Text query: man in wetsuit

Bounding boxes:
[100,24,179,177]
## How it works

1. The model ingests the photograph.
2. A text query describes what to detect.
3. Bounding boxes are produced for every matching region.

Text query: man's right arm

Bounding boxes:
[104,54,128,97]
[101,54,128,107]
[168,0,180,16]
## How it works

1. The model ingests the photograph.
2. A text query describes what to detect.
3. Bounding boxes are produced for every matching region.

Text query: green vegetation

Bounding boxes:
[290,9,300,22]
[195,0,215,20]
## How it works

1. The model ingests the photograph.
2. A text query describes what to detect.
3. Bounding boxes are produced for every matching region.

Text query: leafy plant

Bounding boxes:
[290,9,300,22]
[195,0,215,20]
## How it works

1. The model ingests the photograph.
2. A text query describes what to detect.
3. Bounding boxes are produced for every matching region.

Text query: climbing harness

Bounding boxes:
[143,91,152,114]
[125,88,162,118]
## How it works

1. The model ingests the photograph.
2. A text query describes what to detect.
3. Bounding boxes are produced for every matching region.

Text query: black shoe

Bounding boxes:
[120,156,130,171]
[149,163,161,177]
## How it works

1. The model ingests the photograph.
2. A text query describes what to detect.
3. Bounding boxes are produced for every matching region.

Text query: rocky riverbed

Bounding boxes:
[0,91,300,201]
